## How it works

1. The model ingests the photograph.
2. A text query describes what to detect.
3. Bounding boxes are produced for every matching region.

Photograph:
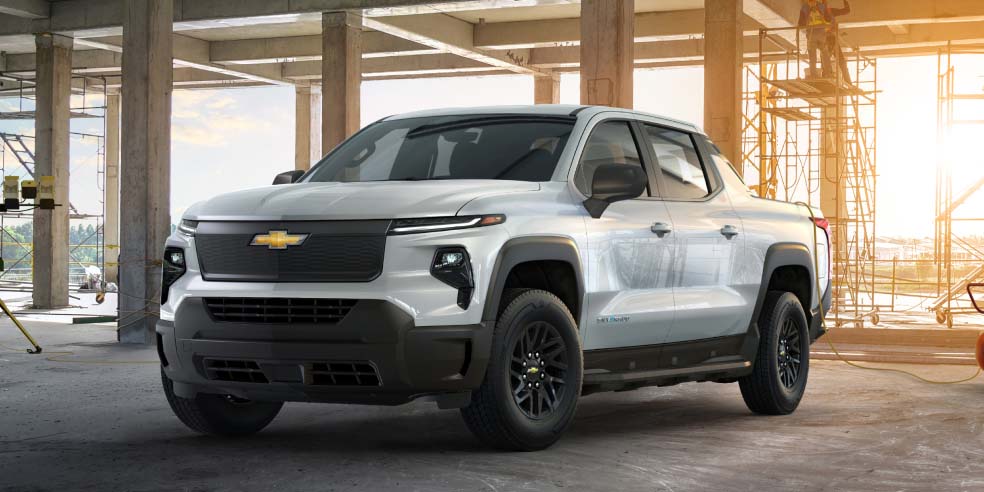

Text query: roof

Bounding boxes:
[383,104,703,133]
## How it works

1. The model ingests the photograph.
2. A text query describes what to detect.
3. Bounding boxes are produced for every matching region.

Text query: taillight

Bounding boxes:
[811,217,830,236]
[810,217,831,287]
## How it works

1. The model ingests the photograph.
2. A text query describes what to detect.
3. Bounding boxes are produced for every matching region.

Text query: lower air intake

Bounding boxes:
[308,362,380,387]
[204,359,269,384]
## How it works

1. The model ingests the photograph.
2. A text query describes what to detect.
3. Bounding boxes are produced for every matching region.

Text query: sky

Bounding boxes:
[1,56,982,238]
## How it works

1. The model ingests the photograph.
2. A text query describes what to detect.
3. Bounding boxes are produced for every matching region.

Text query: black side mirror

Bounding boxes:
[583,164,648,218]
[273,170,305,185]
[970,283,984,314]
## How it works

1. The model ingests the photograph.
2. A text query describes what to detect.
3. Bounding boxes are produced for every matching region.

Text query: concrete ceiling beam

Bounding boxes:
[74,34,293,85]
[209,31,440,65]
[0,0,49,19]
[283,52,503,79]
[362,13,549,76]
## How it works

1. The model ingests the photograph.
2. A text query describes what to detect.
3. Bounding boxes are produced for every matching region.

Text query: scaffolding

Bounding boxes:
[742,26,878,328]
[932,43,984,328]
[0,74,108,288]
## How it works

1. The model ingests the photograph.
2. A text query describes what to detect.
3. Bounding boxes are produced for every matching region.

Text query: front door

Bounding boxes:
[577,120,676,350]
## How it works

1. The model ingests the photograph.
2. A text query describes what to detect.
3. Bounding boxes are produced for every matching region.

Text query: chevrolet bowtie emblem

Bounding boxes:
[250,230,308,250]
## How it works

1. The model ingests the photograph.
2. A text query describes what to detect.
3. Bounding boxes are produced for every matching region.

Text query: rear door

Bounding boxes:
[639,124,747,343]
[578,119,676,350]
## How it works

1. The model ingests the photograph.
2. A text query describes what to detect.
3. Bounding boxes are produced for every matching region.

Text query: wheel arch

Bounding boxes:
[740,242,818,361]
[482,236,585,325]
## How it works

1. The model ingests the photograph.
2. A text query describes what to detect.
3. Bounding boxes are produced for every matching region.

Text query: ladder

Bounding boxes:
[0,133,37,178]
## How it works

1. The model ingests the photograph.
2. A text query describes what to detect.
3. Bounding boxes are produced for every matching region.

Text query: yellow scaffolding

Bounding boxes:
[742,26,878,328]
[932,43,984,328]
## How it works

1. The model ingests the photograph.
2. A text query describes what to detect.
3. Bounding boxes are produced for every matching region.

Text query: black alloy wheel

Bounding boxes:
[510,321,569,420]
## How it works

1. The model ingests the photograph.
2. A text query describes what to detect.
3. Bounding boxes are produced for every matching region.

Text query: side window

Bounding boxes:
[644,125,710,200]
[574,121,647,196]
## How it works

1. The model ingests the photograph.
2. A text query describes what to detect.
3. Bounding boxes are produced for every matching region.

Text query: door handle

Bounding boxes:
[720,225,740,239]
[651,222,672,237]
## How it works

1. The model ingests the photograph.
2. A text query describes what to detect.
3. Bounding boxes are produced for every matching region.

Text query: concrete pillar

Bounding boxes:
[820,105,848,304]
[32,33,72,309]
[119,0,172,344]
[322,11,361,153]
[703,0,744,173]
[580,0,633,108]
[533,74,560,104]
[295,85,322,170]
[104,91,120,284]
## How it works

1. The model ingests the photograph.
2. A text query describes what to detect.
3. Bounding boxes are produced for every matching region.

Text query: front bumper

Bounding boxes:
[157,298,491,406]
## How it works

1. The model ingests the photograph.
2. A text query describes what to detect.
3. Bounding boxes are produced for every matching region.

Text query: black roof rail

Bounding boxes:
[569,106,592,116]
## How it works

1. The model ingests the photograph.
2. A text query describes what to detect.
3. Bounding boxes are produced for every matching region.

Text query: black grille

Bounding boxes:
[308,362,380,387]
[204,359,269,383]
[204,297,357,324]
[195,220,390,282]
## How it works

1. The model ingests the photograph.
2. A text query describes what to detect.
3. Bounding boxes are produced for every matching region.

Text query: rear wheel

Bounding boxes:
[739,291,810,415]
[162,368,283,436]
[461,289,582,451]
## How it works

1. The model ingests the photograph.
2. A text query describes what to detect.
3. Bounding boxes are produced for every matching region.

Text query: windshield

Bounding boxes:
[303,115,575,183]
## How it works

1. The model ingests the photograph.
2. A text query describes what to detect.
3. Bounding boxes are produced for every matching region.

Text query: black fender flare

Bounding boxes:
[481,236,585,324]
[740,242,818,360]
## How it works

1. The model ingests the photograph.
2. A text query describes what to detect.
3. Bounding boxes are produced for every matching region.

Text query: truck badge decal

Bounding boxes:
[250,230,309,250]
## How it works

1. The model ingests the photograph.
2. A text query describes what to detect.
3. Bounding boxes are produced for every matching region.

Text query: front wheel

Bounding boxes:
[162,368,283,436]
[461,289,583,451]
[739,291,810,415]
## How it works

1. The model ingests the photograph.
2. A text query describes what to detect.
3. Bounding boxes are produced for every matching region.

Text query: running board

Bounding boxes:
[583,361,752,385]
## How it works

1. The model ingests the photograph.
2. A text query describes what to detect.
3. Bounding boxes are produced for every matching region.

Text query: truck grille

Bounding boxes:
[194,220,390,283]
[308,362,380,387]
[203,297,357,324]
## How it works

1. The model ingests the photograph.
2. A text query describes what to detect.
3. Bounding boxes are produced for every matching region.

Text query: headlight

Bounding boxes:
[177,219,198,236]
[388,214,505,235]
[431,247,474,309]
[161,247,186,304]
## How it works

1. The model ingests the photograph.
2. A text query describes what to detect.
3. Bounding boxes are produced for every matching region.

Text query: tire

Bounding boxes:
[161,367,283,437]
[739,291,810,415]
[461,289,583,451]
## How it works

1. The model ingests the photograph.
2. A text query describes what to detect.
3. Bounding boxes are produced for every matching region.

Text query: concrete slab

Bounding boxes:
[1,320,983,491]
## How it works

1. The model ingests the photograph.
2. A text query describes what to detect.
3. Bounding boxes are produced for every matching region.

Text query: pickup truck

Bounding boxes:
[157,105,832,451]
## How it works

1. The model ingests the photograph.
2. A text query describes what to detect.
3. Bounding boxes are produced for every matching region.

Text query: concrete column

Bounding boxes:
[820,106,848,302]
[119,0,172,344]
[322,11,361,152]
[703,0,744,173]
[295,85,322,170]
[533,74,560,104]
[580,0,633,108]
[32,33,72,309]
[104,91,120,284]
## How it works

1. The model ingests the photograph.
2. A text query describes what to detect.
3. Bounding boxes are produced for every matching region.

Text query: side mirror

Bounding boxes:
[273,170,305,185]
[583,163,648,218]
[970,283,984,314]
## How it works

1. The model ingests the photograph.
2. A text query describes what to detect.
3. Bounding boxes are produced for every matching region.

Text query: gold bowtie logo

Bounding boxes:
[250,230,308,250]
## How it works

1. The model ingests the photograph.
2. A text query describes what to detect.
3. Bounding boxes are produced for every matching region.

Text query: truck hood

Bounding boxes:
[184,180,540,221]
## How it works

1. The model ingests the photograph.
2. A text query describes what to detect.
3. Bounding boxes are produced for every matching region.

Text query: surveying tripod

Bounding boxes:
[1,175,58,354]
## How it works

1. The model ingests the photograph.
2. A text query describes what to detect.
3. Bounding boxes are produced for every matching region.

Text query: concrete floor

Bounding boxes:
[2,320,983,492]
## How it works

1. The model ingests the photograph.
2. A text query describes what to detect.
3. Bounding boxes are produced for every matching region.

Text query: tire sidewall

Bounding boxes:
[767,294,810,407]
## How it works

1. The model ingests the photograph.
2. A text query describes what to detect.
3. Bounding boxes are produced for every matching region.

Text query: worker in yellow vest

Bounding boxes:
[798,0,832,78]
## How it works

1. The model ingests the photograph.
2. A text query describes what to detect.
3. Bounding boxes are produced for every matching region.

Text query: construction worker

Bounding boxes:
[798,0,833,78]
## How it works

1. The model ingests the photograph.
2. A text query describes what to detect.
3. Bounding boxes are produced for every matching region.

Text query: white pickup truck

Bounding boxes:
[157,105,832,451]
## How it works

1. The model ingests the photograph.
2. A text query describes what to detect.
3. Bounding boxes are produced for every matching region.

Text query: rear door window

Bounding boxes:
[643,125,711,200]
